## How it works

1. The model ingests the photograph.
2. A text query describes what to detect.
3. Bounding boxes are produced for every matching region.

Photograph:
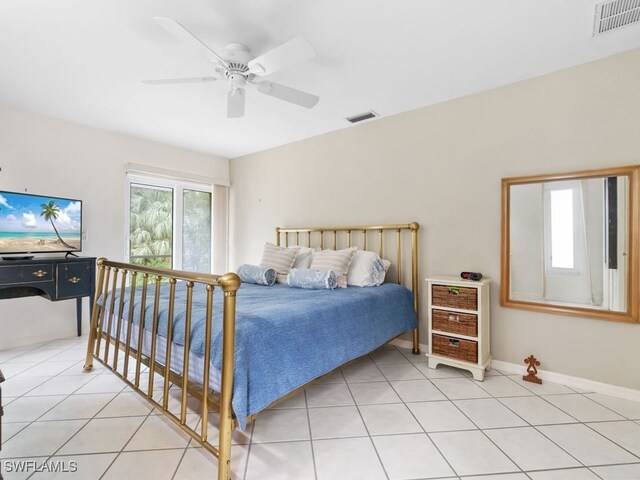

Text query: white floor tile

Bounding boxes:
[251,408,310,443]
[125,414,191,450]
[538,423,638,466]
[1,376,51,396]
[485,426,580,470]
[308,405,368,439]
[245,441,315,480]
[414,363,467,378]
[359,403,422,435]
[476,376,535,398]
[373,433,454,479]
[102,448,184,480]
[175,445,248,480]
[0,363,36,379]
[40,393,116,420]
[507,375,575,395]
[585,393,640,420]
[58,416,146,454]
[30,453,117,480]
[527,467,601,479]
[314,437,386,480]
[342,364,386,383]
[431,378,492,400]
[305,383,355,407]
[591,463,640,480]
[460,474,528,480]
[377,362,426,380]
[0,420,86,457]
[74,374,128,394]
[349,381,401,404]
[22,362,80,378]
[543,394,625,422]
[587,420,640,457]
[268,390,306,409]
[430,430,518,476]
[454,398,528,429]
[1,422,29,442]
[97,391,154,417]
[315,370,346,384]
[4,395,66,422]
[24,374,94,396]
[391,379,447,402]
[408,400,477,432]
[499,396,577,425]
[370,349,409,364]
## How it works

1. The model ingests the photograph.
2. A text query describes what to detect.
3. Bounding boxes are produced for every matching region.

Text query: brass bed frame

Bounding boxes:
[83,222,420,480]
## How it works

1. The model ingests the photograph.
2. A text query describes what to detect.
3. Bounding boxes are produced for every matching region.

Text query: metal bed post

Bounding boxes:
[410,222,421,354]
[217,273,241,480]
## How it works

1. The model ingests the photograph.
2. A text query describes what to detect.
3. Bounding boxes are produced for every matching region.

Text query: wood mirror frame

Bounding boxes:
[501,165,640,323]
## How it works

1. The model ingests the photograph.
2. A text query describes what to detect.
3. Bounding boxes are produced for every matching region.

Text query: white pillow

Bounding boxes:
[290,246,315,269]
[347,250,390,287]
[309,247,357,288]
[260,243,299,284]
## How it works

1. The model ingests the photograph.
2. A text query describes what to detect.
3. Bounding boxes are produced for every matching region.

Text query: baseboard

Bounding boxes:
[491,360,640,403]
[389,338,429,357]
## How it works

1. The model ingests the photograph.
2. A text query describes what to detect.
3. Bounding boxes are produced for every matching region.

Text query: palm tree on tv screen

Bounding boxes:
[40,201,74,249]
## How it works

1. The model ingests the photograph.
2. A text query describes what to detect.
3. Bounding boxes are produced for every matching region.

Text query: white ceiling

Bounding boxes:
[1,0,639,159]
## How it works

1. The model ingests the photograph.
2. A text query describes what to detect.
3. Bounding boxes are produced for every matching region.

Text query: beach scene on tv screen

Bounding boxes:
[0,192,81,253]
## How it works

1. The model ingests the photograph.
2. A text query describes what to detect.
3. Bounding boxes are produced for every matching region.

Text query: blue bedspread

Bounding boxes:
[101,282,417,429]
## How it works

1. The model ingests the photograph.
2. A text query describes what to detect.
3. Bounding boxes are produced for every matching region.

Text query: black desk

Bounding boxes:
[0,256,96,336]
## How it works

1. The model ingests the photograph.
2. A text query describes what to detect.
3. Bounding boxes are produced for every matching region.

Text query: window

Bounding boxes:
[543,181,582,275]
[126,173,226,273]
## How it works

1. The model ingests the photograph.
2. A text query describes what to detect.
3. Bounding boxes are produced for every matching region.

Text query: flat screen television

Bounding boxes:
[0,191,82,257]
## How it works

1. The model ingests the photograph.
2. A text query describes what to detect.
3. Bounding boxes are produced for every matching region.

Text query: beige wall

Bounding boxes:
[230,48,640,390]
[0,106,228,348]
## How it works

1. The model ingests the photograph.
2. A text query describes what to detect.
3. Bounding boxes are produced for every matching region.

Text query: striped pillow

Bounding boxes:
[309,247,357,288]
[260,243,299,284]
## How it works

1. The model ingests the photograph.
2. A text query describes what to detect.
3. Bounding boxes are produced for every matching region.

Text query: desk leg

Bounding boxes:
[76,298,82,337]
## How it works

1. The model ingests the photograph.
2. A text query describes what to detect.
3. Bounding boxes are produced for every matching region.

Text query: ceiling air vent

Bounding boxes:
[594,0,640,35]
[346,111,378,124]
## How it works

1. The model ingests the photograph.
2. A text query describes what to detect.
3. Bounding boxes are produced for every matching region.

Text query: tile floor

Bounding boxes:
[1,337,640,479]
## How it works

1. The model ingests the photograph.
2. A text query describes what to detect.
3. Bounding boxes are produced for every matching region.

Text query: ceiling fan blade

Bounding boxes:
[142,76,218,85]
[227,88,245,118]
[154,17,228,68]
[256,81,319,108]
[248,37,316,76]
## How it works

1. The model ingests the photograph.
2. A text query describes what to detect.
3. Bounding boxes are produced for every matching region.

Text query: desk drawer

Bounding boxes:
[57,262,92,299]
[0,264,53,285]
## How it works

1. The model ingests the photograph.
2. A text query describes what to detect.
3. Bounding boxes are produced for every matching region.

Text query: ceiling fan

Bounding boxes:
[145,17,320,118]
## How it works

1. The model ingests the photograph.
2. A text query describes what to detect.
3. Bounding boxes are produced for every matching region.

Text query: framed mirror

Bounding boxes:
[501,165,640,323]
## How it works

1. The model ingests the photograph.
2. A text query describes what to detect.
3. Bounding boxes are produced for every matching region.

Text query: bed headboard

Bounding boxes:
[275,222,421,322]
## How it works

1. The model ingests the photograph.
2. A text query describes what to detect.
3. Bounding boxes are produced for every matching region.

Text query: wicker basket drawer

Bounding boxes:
[432,309,478,337]
[432,334,478,363]
[432,284,478,310]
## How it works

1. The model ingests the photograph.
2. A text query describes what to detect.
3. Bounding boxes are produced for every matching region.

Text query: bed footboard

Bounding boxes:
[83,258,240,480]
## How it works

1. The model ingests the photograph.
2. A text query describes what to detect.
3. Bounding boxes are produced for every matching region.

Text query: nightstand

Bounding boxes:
[426,276,491,380]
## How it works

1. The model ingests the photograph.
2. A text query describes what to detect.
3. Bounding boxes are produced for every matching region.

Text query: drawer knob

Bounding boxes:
[448,314,460,322]
[448,339,459,347]
[68,277,81,284]
[447,286,460,295]
[32,270,47,278]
